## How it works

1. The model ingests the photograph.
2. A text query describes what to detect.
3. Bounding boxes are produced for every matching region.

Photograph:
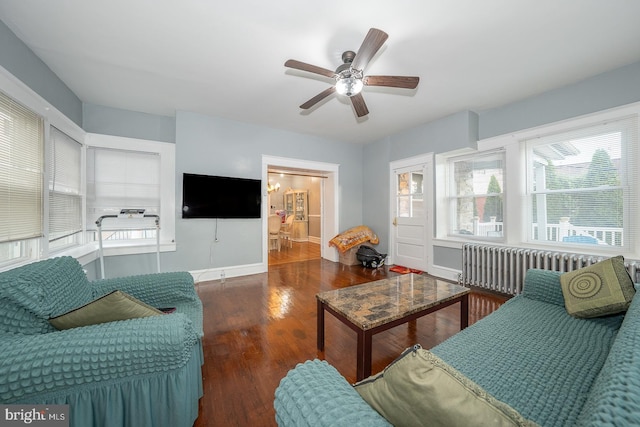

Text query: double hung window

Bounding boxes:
[526,116,638,249]
[86,146,160,242]
[49,126,82,251]
[448,151,505,238]
[0,91,44,264]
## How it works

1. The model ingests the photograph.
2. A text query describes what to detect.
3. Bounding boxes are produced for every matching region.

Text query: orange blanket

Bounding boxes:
[329,225,379,253]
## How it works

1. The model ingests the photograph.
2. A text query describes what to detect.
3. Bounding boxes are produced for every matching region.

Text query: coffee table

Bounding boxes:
[316,273,470,381]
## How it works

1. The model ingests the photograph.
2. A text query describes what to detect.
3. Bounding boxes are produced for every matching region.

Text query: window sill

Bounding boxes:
[432,237,504,249]
[52,241,177,266]
[432,237,638,261]
[0,241,177,273]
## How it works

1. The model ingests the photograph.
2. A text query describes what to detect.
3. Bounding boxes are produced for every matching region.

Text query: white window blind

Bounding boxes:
[49,126,82,244]
[86,147,160,233]
[526,116,638,248]
[0,91,44,243]
[449,151,505,238]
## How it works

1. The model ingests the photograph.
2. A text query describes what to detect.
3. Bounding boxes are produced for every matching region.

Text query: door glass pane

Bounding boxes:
[397,171,424,218]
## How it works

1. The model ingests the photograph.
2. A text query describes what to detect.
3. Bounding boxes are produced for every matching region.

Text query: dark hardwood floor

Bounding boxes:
[267,239,321,266]
[193,242,508,426]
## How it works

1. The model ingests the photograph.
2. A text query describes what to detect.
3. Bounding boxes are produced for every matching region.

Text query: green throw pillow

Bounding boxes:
[559,256,635,318]
[354,345,538,427]
[49,290,163,330]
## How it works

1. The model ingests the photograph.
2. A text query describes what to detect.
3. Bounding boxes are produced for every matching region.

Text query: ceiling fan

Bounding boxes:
[284,28,419,118]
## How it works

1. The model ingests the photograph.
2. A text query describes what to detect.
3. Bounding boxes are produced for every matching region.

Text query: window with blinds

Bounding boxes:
[49,126,82,250]
[86,146,160,241]
[526,116,638,248]
[0,90,44,263]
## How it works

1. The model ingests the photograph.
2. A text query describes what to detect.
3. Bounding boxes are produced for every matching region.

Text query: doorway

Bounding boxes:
[389,154,433,271]
[261,155,340,268]
[267,170,322,265]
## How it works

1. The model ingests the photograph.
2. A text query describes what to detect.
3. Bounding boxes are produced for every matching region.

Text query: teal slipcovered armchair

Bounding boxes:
[0,256,203,427]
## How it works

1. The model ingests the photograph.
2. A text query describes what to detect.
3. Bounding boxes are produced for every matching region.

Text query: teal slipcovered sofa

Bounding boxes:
[275,269,640,426]
[0,256,203,427]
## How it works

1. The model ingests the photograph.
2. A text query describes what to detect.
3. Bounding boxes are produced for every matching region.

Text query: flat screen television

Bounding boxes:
[182,173,261,219]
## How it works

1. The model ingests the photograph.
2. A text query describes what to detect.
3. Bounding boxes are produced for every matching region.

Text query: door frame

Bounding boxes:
[262,155,340,265]
[388,153,434,270]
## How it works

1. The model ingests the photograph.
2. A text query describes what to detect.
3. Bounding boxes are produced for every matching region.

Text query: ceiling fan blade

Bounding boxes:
[285,59,336,78]
[364,75,419,89]
[350,93,369,117]
[300,86,336,109]
[351,28,389,71]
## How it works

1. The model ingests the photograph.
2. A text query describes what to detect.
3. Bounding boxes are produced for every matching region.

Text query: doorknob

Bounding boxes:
[393,217,397,226]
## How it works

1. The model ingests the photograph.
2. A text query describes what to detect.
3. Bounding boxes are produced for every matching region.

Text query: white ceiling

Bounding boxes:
[1,1,640,144]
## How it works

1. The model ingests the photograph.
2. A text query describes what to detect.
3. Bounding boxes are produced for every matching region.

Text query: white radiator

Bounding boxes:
[461,243,640,295]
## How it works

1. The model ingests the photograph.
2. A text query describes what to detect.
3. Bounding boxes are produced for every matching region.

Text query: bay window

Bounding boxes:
[48,126,82,251]
[86,146,160,242]
[84,133,176,251]
[0,91,44,264]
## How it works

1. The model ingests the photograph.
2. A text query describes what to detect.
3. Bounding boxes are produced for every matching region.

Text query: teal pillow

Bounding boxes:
[560,256,635,318]
[49,290,162,330]
[354,345,537,427]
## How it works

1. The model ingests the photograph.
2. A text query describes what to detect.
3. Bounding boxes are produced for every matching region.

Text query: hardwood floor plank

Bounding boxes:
[268,240,321,266]
[194,243,507,426]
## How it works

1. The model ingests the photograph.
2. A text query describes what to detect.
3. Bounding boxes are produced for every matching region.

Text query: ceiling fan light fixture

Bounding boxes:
[285,28,417,117]
[335,75,363,97]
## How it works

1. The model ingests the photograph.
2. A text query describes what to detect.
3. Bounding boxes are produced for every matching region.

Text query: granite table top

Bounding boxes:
[316,273,470,330]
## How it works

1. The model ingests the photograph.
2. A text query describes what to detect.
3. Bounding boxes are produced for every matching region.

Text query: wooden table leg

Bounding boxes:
[356,329,373,382]
[460,293,469,329]
[317,299,325,351]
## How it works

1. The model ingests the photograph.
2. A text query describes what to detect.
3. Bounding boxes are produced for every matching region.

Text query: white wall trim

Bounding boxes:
[388,153,434,270]
[190,262,266,284]
[84,133,177,247]
[261,155,340,265]
[429,264,462,283]
[0,65,84,142]
[308,236,321,244]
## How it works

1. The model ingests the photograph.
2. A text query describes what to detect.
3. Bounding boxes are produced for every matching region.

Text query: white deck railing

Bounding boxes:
[472,216,623,246]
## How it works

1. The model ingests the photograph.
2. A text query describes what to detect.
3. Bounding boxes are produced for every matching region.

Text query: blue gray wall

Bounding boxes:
[363,110,479,254]
[83,103,176,143]
[362,61,640,270]
[171,111,363,272]
[3,15,640,276]
[479,61,640,140]
[0,19,82,126]
[86,109,364,277]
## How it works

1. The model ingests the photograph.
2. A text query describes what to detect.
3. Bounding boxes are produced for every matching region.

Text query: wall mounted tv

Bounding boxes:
[182,173,261,219]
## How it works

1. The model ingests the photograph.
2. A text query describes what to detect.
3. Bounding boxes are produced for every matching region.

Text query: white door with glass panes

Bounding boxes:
[390,156,431,271]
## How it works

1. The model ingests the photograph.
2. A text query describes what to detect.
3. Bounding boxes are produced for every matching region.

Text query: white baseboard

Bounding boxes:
[308,236,321,244]
[190,262,267,283]
[428,265,462,283]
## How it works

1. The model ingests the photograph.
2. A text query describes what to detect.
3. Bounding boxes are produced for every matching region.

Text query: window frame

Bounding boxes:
[0,89,44,266]
[84,133,176,257]
[0,68,85,269]
[48,125,84,253]
[443,149,506,242]
[0,67,176,271]
[435,101,640,260]
[523,116,637,253]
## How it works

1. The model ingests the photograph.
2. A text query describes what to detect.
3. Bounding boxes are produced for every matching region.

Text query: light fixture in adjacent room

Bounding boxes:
[267,182,280,194]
